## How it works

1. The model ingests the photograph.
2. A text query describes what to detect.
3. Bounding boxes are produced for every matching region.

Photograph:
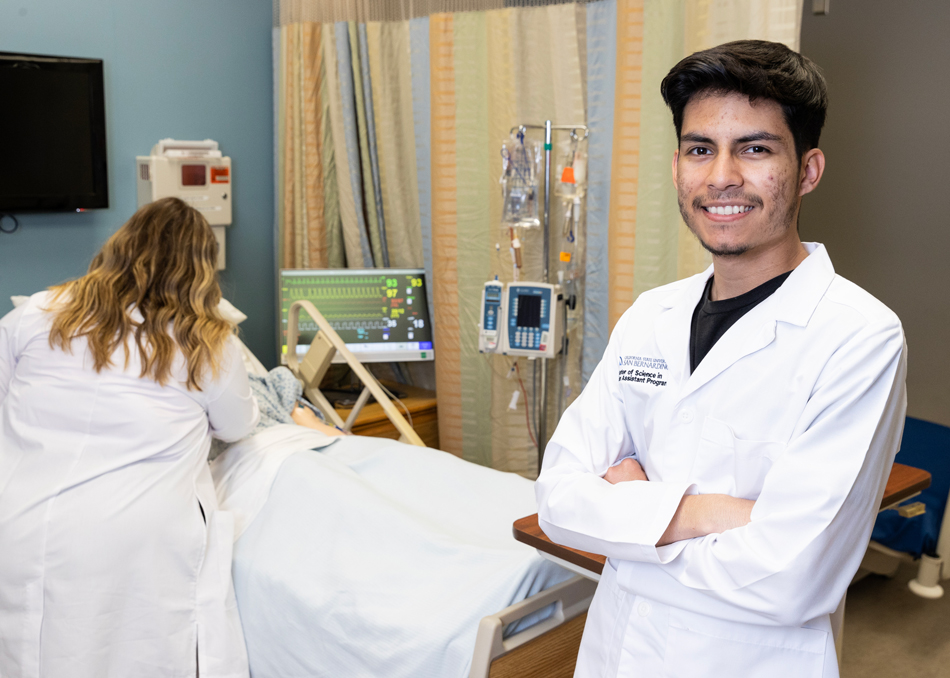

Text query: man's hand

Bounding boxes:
[601,457,754,546]
[604,457,648,484]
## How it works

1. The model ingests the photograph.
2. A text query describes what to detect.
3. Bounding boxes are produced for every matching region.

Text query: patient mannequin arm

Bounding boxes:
[603,458,754,546]
[292,406,348,437]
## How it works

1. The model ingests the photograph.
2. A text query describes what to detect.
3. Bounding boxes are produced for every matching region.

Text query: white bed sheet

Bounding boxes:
[211,427,570,678]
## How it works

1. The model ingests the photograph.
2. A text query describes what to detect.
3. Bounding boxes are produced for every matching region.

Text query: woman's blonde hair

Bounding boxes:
[47,197,231,390]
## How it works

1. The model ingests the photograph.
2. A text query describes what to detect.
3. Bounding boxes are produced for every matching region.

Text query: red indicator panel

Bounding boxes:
[181,164,207,186]
[210,166,230,184]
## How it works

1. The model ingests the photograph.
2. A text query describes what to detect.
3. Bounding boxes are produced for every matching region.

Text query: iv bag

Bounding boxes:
[500,133,542,229]
[555,136,587,200]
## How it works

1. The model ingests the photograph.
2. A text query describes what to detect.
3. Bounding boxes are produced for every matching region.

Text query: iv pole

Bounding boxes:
[510,121,588,470]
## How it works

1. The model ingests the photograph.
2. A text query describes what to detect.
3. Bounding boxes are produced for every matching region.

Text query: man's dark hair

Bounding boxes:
[661,40,828,161]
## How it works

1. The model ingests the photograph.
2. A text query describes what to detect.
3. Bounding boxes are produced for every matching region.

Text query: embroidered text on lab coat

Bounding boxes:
[618,356,669,386]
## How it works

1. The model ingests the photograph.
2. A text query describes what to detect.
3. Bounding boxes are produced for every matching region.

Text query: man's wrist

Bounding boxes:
[702,494,754,534]
[658,494,754,546]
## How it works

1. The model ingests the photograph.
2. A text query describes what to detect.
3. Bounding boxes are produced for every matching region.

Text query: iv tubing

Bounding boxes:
[514,362,538,448]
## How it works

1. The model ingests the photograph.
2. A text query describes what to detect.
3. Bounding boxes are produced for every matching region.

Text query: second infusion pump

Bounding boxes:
[479,281,564,358]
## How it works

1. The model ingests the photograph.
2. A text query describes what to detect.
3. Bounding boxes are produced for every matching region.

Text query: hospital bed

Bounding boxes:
[214,298,596,677]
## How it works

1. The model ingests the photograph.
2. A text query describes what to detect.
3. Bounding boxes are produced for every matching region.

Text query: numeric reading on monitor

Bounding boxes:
[280,269,434,364]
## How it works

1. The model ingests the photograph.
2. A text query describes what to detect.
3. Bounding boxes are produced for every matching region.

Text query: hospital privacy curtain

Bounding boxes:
[274,0,803,477]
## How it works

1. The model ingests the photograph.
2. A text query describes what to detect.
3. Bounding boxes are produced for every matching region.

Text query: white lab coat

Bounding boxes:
[536,244,907,678]
[0,292,259,678]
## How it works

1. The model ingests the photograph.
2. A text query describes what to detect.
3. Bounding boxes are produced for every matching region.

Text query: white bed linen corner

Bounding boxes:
[210,424,340,539]
[210,426,571,678]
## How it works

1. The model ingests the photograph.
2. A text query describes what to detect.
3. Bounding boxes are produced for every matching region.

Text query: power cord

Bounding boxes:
[377,380,413,429]
[0,214,19,234]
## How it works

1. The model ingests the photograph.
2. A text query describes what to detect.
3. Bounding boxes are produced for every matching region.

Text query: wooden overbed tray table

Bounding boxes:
[514,462,933,579]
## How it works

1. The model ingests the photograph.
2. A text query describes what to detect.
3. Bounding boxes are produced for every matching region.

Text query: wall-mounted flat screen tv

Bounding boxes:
[0,52,108,212]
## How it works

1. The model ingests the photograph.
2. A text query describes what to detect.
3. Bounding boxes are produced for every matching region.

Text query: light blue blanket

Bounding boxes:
[216,430,570,678]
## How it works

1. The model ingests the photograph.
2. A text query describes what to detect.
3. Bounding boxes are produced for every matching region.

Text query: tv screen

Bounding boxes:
[0,52,108,212]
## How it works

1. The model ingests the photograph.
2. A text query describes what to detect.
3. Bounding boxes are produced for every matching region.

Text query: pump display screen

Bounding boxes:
[280,268,434,364]
[516,294,542,328]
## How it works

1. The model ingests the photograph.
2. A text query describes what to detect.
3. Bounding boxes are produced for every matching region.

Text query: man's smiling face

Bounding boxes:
[673,92,806,258]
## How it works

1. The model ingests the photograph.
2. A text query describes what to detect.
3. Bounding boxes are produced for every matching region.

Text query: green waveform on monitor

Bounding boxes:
[285,286,387,300]
[319,313,384,319]
[285,276,387,286]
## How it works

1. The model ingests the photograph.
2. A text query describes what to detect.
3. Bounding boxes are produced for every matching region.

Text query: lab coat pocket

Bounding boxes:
[663,609,827,678]
[732,436,784,500]
[697,417,784,499]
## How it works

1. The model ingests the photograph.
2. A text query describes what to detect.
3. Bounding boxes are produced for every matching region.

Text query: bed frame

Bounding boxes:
[285,299,597,676]
[471,575,596,678]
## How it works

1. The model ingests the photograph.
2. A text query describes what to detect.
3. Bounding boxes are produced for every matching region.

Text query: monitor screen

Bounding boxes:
[280,268,434,364]
[0,52,108,212]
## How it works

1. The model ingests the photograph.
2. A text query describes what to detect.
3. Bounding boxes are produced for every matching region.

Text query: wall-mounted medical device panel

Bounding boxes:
[136,139,231,225]
[478,281,564,359]
[137,139,231,269]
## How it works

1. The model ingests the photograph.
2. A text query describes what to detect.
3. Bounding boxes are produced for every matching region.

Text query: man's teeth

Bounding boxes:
[705,205,752,216]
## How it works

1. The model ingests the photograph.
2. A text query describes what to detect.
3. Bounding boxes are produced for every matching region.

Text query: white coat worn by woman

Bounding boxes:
[0,197,259,678]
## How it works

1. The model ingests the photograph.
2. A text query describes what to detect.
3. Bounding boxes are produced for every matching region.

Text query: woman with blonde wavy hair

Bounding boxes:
[0,197,259,678]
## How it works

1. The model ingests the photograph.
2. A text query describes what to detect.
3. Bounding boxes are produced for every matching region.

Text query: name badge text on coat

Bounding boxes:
[618,355,668,387]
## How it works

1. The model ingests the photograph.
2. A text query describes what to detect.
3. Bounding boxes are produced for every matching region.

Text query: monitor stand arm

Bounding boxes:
[285,300,426,447]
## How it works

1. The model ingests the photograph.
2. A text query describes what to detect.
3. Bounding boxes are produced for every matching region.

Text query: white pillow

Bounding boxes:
[218,299,269,379]
[218,297,247,325]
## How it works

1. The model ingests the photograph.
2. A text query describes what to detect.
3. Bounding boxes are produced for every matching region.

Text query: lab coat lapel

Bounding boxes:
[654,269,713,391]
[679,310,778,403]
[673,243,837,404]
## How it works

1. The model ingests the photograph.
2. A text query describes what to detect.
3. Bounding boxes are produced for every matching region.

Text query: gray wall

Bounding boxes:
[800,2,950,426]
[0,0,276,364]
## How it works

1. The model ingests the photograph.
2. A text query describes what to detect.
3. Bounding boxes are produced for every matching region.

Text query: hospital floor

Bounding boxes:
[842,560,950,677]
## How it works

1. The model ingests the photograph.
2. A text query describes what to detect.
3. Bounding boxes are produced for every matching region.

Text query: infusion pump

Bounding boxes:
[478,281,564,358]
[136,139,231,269]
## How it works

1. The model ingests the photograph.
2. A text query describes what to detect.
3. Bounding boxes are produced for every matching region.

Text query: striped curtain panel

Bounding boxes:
[274,0,803,477]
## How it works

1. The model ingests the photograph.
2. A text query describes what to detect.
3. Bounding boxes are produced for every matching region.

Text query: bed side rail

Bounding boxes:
[286,299,426,447]
[469,575,596,678]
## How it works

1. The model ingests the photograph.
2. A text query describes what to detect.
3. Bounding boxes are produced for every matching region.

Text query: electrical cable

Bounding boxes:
[377,380,413,429]
[0,214,20,234]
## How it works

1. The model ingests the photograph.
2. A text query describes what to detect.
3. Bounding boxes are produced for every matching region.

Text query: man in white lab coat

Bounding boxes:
[536,40,907,677]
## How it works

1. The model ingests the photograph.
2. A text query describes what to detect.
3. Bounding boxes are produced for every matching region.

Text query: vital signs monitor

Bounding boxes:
[280,268,434,364]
